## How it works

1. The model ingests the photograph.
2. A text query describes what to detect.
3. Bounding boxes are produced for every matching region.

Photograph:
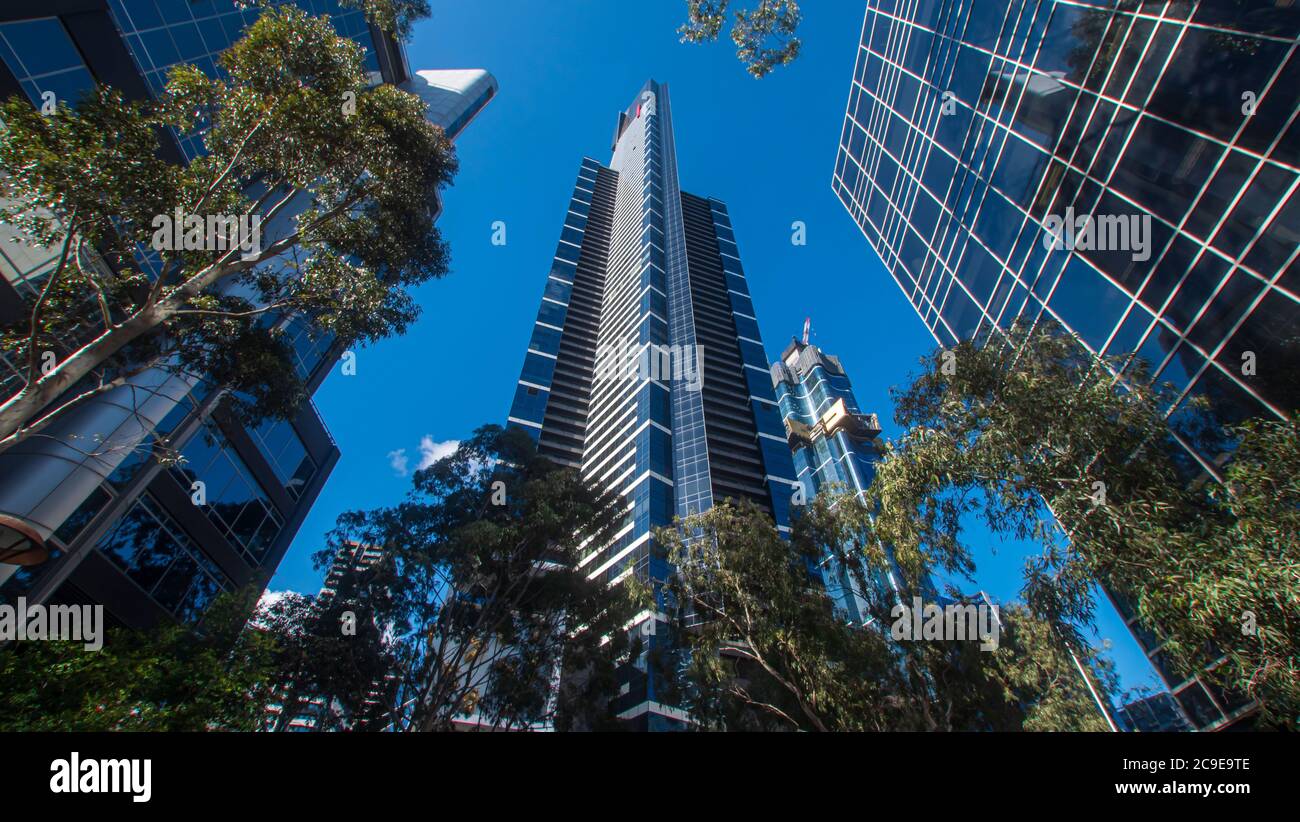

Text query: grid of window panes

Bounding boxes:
[95,493,231,622]
[655,86,714,535]
[105,0,382,158]
[0,16,97,108]
[249,417,316,499]
[834,0,1299,482]
[282,314,335,379]
[171,421,284,565]
[0,385,209,606]
[834,0,1298,731]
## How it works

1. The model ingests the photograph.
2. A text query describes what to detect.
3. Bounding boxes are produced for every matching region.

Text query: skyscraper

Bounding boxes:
[507,80,798,730]
[264,540,392,732]
[771,336,888,622]
[0,1,495,628]
[833,0,1295,729]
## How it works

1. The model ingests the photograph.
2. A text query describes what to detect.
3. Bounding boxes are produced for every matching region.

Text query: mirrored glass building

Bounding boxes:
[771,337,889,622]
[0,1,495,628]
[833,0,1298,730]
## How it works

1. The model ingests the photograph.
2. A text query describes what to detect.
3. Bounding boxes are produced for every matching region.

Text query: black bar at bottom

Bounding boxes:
[3,730,1285,809]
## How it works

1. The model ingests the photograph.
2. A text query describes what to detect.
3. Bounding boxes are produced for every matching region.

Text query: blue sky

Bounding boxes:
[271,0,1163,699]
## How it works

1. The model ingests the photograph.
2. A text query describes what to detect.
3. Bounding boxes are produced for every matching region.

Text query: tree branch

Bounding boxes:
[24,208,79,386]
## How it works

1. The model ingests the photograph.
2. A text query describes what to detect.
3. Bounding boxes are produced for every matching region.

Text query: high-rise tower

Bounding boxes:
[507,80,797,730]
[771,337,887,622]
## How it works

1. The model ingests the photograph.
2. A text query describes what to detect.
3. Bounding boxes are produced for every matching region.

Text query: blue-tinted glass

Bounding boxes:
[138,28,181,69]
[0,30,21,76]
[27,68,97,109]
[119,0,166,30]
[156,0,195,25]
[1050,258,1131,352]
[0,19,83,77]
[169,22,207,62]
[1147,27,1289,144]
[1113,117,1221,226]
[97,497,177,591]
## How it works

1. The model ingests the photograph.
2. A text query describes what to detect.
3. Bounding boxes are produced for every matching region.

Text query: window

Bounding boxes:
[1049,258,1129,353]
[172,422,284,564]
[283,315,334,380]
[250,418,316,500]
[1146,26,1290,144]
[0,18,96,108]
[510,383,548,423]
[1112,116,1221,226]
[96,494,231,622]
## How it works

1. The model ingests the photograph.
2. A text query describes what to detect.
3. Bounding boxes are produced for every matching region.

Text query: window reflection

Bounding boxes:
[250,418,317,500]
[172,422,284,565]
[96,494,231,622]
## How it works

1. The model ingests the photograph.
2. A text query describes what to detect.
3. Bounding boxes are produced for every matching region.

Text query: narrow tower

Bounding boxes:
[771,337,887,622]
[508,81,797,729]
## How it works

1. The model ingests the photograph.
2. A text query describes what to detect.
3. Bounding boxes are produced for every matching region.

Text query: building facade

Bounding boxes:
[1117,691,1194,732]
[507,80,798,730]
[0,1,495,629]
[771,337,889,622]
[832,0,1296,729]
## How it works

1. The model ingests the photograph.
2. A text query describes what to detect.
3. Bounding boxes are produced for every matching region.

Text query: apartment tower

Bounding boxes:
[507,80,798,730]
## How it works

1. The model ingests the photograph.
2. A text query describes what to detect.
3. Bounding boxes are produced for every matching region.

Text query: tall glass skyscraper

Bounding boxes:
[0,1,494,628]
[507,80,798,730]
[771,337,888,622]
[834,0,1297,730]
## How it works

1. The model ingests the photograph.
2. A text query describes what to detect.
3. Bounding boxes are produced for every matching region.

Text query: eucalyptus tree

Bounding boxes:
[0,3,455,454]
[316,426,646,732]
[656,495,1116,731]
[873,321,1298,728]
[678,0,803,78]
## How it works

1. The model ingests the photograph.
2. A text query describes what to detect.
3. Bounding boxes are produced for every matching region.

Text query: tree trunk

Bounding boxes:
[0,303,170,446]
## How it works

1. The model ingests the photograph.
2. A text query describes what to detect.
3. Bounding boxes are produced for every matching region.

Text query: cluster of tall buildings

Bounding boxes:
[1,0,1293,732]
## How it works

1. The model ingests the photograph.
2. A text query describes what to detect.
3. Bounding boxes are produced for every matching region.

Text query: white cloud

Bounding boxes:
[387,448,410,477]
[387,437,458,477]
[416,436,459,471]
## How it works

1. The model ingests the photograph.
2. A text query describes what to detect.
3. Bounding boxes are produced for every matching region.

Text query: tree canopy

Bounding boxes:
[872,321,1298,729]
[655,495,1117,731]
[0,588,278,731]
[0,3,455,456]
[679,1,803,78]
[303,425,647,731]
